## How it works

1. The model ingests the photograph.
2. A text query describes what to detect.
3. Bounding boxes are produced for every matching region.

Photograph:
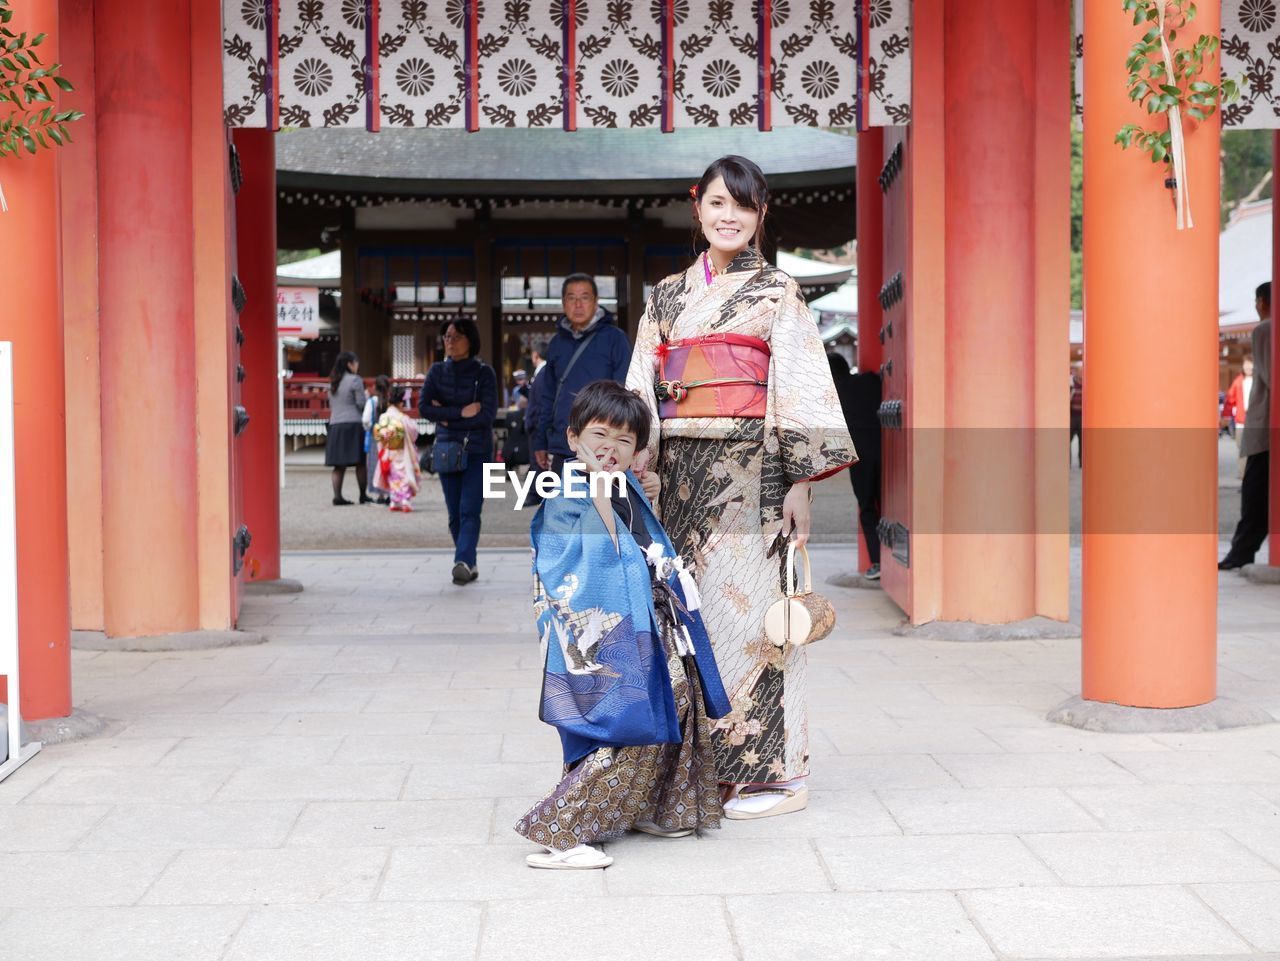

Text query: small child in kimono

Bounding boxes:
[372,386,421,512]
[516,380,732,870]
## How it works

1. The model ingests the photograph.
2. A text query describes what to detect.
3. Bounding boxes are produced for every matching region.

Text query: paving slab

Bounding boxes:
[0,906,248,961]
[816,834,1058,891]
[1069,784,1280,831]
[78,802,304,851]
[142,847,388,905]
[287,799,495,847]
[380,844,607,901]
[224,902,482,961]
[0,851,173,907]
[933,751,1141,788]
[1022,830,1280,885]
[0,803,111,851]
[216,764,408,802]
[601,836,831,896]
[962,886,1249,958]
[876,787,1102,835]
[726,892,994,961]
[1194,882,1280,951]
[479,896,736,961]
[24,766,234,805]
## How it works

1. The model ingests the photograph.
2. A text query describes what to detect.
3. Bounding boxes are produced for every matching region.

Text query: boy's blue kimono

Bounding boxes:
[531,470,731,765]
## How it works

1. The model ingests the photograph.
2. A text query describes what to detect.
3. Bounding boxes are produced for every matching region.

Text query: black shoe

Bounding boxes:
[333,496,353,506]
[359,494,374,505]
[1218,557,1249,571]
[452,562,474,585]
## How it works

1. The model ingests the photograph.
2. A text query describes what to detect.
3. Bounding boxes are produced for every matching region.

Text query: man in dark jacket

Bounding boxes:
[531,274,632,474]
[830,354,883,580]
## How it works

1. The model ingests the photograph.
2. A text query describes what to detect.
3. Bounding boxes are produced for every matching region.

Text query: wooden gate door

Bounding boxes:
[878,128,911,614]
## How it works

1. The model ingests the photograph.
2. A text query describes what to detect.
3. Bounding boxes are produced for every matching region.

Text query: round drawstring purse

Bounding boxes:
[764,542,836,647]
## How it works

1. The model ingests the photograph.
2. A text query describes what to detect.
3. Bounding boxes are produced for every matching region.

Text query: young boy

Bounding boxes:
[515,380,731,869]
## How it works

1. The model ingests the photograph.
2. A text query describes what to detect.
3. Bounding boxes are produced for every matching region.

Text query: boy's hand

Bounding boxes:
[639,470,660,502]
[575,443,605,474]
[461,402,481,418]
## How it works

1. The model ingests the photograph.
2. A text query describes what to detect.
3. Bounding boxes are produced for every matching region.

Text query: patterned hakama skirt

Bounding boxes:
[514,598,722,851]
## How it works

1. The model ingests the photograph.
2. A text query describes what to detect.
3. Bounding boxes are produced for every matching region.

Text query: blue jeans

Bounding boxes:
[438,451,486,567]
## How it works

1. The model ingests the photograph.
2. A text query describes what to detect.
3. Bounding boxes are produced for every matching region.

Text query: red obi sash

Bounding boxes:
[656,333,770,419]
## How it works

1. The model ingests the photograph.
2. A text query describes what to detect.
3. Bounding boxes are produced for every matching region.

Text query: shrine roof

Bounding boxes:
[276,127,856,197]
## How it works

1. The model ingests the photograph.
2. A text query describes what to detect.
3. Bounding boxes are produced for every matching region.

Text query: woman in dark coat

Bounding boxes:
[420,319,498,585]
[326,351,370,505]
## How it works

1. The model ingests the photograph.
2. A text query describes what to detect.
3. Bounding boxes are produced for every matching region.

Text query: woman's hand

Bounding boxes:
[461,402,481,418]
[781,481,812,547]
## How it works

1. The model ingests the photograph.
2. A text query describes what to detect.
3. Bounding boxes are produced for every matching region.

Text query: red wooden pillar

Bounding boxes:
[1081,0,1218,706]
[856,126,885,571]
[1271,132,1280,566]
[0,0,72,719]
[233,130,282,582]
[95,0,201,636]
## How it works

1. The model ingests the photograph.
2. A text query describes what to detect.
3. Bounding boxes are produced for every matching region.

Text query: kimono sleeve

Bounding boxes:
[624,294,663,468]
[767,277,858,483]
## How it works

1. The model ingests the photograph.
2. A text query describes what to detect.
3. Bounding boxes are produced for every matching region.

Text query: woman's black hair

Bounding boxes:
[387,384,407,408]
[692,155,770,253]
[444,317,482,359]
[568,380,651,454]
[374,373,391,410]
[329,351,359,392]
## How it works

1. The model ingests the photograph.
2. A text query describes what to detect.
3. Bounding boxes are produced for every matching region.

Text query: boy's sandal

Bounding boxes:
[634,820,694,838]
[723,785,809,821]
[525,845,613,870]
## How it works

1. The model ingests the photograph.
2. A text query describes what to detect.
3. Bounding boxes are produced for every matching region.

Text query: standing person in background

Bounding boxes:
[1069,366,1083,468]
[1223,357,1253,446]
[530,347,546,383]
[420,318,498,585]
[325,351,371,506]
[1220,282,1271,571]
[530,274,633,478]
[362,374,391,505]
[829,354,883,581]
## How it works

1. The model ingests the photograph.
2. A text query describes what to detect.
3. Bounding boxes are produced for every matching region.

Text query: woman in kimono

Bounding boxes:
[625,156,856,820]
[516,381,731,869]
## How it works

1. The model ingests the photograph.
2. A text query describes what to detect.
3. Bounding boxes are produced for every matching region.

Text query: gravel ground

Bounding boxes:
[282,437,1251,552]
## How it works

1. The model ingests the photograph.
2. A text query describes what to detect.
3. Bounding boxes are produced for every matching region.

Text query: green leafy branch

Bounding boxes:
[0,0,83,161]
[1114,0,1237,167]
[1113,0,1238,229]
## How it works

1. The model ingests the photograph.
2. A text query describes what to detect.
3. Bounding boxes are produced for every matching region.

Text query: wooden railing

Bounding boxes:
[283,376,423,421]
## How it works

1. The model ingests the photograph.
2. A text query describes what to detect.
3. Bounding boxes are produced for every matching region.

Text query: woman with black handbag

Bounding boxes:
[420,318,498,585]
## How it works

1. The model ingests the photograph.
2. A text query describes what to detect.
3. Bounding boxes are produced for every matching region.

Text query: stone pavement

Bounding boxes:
[2,546,1279,961]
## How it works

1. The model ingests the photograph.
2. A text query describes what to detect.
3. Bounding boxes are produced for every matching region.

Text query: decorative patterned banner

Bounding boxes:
[858,0,910,127]
[771,0,858,128]
[224,0,894,128]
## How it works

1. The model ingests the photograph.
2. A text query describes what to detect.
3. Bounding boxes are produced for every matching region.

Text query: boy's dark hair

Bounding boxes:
[562,273,598,297]
[568,380,650,453]
[1257,281,1271,306]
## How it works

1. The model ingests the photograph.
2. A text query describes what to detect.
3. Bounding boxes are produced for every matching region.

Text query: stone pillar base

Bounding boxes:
[72,629,266,653]
[2,705,107,747]
[1048,695,1274,733]
[1240,564,1280,585]
[244,578,304,596]
[892,616,1079,641]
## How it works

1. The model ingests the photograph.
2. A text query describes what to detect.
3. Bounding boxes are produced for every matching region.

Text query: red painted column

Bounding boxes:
[95,0,200,636]
[856,126,885,571]
[1271,132,1280,566]
[0,0,72,719]
[233,130,282,582]
[1081,0,1219,706]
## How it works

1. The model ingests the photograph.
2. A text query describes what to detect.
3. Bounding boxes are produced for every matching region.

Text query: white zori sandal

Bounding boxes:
[723,783,809,820]
[525,843,613,870]
[634,820,694,838]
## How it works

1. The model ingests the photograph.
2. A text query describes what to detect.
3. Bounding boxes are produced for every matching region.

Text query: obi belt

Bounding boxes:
[655,333,769,419]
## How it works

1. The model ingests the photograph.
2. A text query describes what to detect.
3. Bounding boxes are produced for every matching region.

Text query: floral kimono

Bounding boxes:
[515,471,731,850]
[372,406,420,510]
[625,249,856,786]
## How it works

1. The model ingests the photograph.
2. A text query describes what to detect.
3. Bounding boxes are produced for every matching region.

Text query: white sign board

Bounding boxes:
[0,343,40,780]
[277,287,320,339]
